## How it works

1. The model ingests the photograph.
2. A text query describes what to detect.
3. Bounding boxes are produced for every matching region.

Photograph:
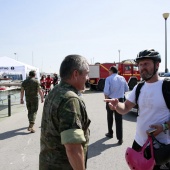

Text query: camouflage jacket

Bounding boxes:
[21,77,40,100]
[39,81,91,170]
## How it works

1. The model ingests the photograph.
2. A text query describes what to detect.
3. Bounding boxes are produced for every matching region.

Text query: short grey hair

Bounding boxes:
[60,55,89,80]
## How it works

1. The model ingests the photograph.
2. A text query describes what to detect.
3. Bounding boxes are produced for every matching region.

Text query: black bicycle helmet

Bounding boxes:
[135,49,161,63]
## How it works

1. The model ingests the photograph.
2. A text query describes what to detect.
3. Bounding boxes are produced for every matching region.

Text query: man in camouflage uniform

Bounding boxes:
[39,55,91,170]
[20,70,44,133]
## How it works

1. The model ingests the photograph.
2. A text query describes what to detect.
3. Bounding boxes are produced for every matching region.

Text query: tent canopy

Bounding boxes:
[0,56,40,80]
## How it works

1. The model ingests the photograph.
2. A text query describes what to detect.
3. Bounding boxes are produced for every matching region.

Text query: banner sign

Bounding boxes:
[0,67,15,70]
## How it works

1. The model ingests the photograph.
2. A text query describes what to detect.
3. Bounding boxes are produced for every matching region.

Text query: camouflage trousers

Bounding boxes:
[26,98,39,124]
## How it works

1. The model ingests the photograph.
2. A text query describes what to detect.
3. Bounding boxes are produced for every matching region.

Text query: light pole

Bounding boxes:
[118,50,121,63]
[163,13,169,73]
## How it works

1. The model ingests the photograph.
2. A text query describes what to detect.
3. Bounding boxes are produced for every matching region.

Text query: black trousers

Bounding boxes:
[106,98,124,140]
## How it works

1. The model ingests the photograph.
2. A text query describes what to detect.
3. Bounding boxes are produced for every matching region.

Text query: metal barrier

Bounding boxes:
[0,91,20,117]
[0,96,6,104]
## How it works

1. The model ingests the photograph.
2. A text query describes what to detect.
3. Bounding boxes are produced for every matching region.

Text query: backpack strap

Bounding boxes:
[135,81,145,105]
[162,78,170,109]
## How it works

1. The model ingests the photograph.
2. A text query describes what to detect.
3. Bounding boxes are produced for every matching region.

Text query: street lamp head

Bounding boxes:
[163,13,169,20]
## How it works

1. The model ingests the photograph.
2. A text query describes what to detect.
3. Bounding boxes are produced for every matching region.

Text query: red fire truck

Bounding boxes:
[88,59,140,91]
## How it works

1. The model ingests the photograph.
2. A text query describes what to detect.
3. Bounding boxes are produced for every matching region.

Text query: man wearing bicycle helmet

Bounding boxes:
[105,49,170,169]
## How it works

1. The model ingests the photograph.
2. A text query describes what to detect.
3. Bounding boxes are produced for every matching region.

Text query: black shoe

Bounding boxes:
[118,140,123,145]
[105,133,113,138]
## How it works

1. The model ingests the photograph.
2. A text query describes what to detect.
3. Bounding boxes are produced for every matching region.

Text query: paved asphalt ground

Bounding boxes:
[0,89,137,170]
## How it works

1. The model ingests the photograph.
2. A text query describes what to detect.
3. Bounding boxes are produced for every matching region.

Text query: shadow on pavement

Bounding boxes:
[0,105,8,111]
[0,127,30,140]
[88,137,119,159]
[123,111,137,122]
[0,103,20,111]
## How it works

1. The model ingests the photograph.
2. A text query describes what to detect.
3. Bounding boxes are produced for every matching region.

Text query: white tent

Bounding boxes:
[0,56,40,80]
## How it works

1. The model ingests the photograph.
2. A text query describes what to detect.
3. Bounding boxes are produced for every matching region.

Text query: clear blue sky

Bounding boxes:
[0,0,169,73]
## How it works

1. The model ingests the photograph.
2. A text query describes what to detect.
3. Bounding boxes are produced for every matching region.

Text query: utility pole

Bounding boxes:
[118,50,121,63]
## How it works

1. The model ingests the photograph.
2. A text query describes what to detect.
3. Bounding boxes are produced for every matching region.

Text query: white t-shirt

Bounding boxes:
[127,79,170,146]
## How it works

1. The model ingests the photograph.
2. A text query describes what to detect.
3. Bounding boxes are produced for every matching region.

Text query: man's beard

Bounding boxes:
[140,70,153,81]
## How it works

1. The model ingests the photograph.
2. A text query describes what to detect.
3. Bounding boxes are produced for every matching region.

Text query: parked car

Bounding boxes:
[158,72,165,77]
[163,72,170,77]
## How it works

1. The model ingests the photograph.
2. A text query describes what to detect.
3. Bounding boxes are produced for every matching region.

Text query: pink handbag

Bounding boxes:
[125,136,155,170]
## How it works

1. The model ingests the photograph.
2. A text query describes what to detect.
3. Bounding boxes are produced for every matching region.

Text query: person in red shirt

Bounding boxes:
[45,75,53,97]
